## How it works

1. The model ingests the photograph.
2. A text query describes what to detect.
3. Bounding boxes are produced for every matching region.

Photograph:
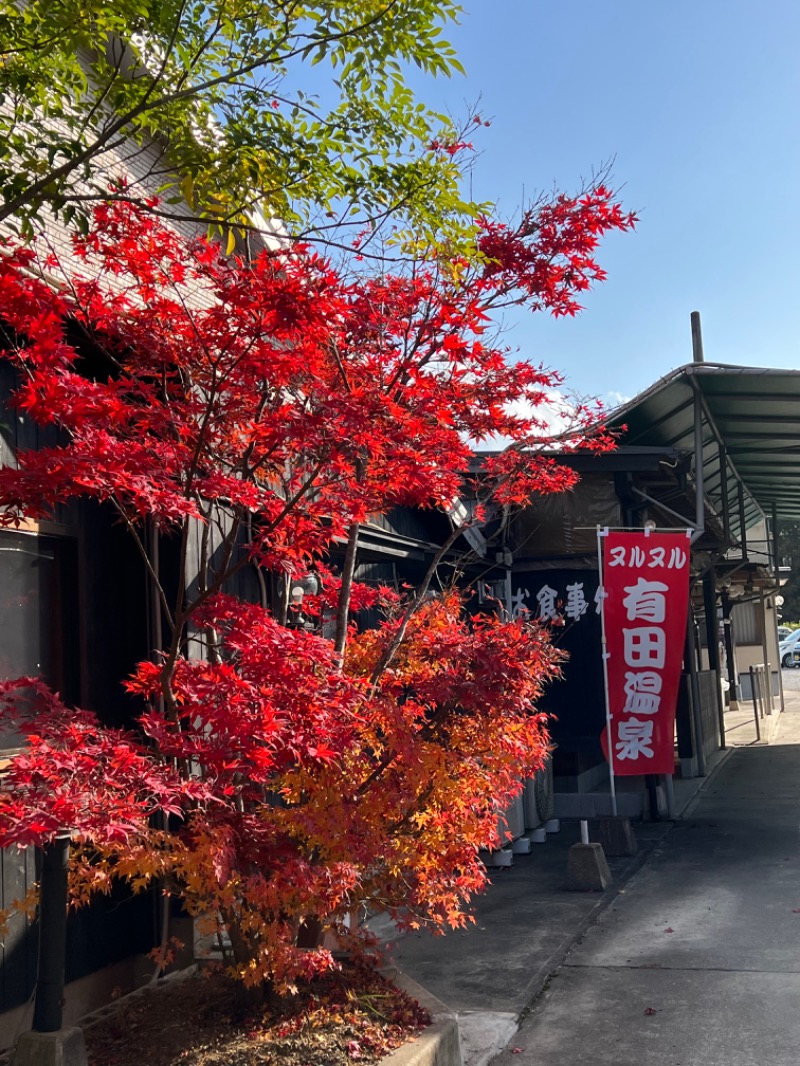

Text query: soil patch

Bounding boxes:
[84,964,431,1066]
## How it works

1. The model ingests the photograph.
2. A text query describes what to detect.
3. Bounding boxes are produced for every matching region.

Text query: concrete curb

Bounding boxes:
[384,971,463,1066]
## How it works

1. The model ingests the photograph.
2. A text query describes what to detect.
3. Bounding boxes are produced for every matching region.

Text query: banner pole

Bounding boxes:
[597,526,618,817]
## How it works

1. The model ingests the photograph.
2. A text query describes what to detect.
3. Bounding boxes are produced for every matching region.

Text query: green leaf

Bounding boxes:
[0,0,481,257]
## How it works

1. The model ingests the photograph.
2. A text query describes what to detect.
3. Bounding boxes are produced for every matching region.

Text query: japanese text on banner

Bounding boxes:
[599,531,691,775]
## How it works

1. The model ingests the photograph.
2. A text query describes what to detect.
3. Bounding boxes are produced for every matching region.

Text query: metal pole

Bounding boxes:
[738,482,748,561]
[664,773,676,819]
[691,378,705,544]
[32,835,70,1033]
[691,311,705,363]
[749,666,762,741]
[686,611,707,776]
[703,571,726,750]
[772,502,780,580]
[759,592,774,715]
[721,591,740,708]
[596,527,618,817]
[771,502,786,712]
[688,315,708,546]
[719,444,731,545]
[681,621,699,768]
[645,774,661,822]
[759,666,767,719]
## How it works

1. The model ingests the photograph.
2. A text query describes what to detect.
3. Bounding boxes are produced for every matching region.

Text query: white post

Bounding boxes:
[597,527,618,817]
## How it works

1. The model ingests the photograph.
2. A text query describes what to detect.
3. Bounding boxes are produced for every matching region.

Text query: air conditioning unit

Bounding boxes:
[523,755,554,829]
[499,793,526,843]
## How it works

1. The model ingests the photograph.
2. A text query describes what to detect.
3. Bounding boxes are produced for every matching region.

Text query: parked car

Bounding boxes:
[778,625,793,642]
[779,630,800,668]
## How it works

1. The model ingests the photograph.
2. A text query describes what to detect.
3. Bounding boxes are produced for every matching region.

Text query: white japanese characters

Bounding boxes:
[622,577,668,623]
[512,538,687,769]
[616,717,655,760]
[622,670,662,714]
[609,544,687,570]
[509,580,600,622]
[615,576,669,760]
[622,626,666,669]
[565,582,588,620]
[535,584,559,621]
[601,531,691,774]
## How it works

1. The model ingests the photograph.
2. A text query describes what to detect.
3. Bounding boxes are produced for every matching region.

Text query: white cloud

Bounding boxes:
[472,390,577,452]
[603,390,632,410]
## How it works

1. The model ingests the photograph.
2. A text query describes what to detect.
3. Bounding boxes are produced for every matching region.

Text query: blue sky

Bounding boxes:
[403,1,800,407]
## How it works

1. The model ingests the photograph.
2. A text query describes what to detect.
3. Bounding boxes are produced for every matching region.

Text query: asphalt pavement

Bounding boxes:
[496,689,800,1066]
[387,681,800,1066]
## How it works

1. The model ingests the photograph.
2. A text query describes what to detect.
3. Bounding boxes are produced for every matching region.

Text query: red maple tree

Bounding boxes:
[0,188,634,990]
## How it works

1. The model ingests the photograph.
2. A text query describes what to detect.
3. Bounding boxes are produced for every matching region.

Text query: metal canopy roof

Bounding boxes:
[609,363,800,528]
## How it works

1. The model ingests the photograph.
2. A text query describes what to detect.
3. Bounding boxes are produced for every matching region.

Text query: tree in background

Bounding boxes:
[0,182,635,992]
[0,0,482,252]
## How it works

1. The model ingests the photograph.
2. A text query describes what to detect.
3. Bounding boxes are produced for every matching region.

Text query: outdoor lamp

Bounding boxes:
[293,572,321,598]
[286,572,322,630]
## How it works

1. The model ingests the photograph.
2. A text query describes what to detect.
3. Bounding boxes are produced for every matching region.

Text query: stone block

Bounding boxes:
[590,815,638,856]
[566,842,612,891]
[10,1028,88,1066]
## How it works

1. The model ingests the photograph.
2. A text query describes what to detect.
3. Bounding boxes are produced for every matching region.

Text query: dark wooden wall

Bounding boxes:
[0,358,157,1014]
[508,568,606,771]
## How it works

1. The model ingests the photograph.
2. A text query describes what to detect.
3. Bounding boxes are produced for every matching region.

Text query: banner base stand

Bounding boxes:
[590,815,638,856]
[11,1029,88,1066]
[566,842,612,891]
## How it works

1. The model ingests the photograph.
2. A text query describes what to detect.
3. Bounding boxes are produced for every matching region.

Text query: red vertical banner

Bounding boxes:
[599,530,691,776]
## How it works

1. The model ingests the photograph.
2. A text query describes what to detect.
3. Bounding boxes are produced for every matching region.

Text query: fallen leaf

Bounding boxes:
[510,1049,525,1055]
[664,927,674,933]
[644,1007,658,1016]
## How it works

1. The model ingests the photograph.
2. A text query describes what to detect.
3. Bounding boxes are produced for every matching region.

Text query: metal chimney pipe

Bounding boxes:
[691,311,704,363]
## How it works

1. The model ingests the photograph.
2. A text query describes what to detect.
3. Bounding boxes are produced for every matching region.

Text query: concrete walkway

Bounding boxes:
[495,697,800,1066]
[388,686,800,1066]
